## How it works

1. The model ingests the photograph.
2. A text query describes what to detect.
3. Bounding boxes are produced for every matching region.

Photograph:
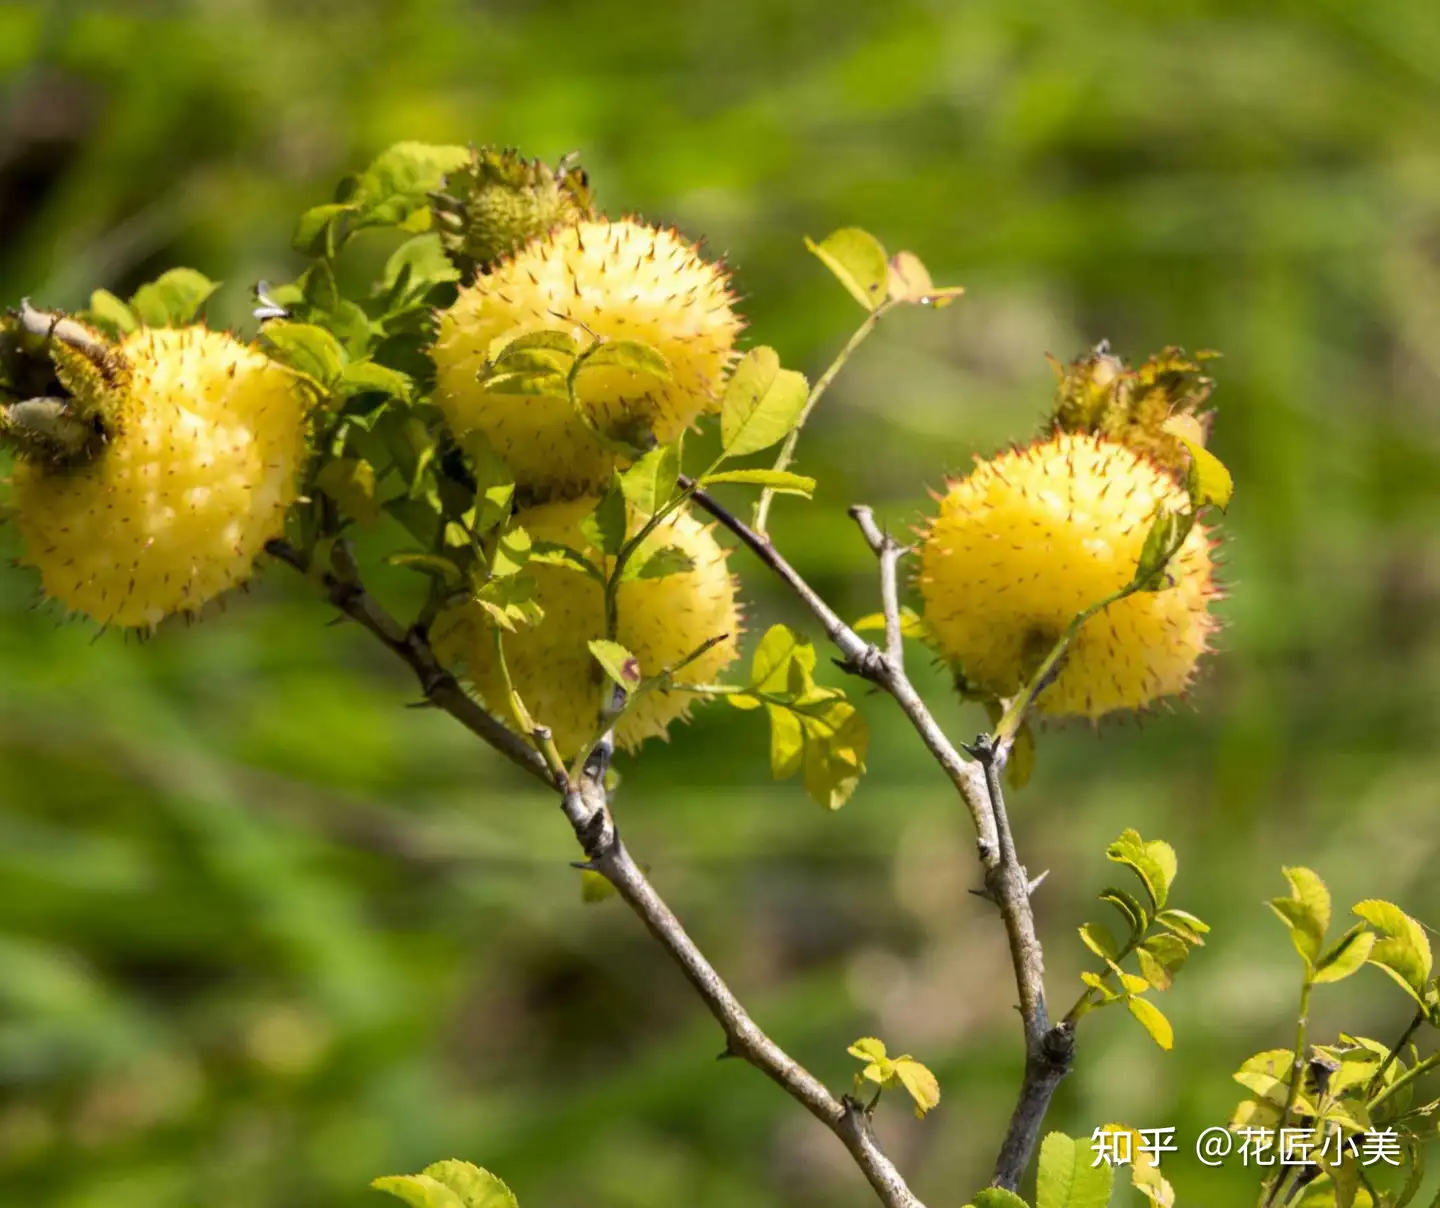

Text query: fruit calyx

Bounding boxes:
[0,302,128,467]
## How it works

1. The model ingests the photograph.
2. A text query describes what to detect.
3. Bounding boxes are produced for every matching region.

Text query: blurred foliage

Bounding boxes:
[3,0,1440,1206]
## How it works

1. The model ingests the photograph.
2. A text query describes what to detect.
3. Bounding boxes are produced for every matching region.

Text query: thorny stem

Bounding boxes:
[1367,1007,1426,1098]
[967,735,1075,1190]
[270,538,926,1208]
[1281,979,1314,1131]
[1369,1048,1440,1114]
[753,300,892,534]
[692,489,1069,1191]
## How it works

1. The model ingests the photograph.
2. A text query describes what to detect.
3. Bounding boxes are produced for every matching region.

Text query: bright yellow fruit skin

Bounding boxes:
[431,219,742,496]
[918,433,1217,718]
[433,498,742,758]
[14,326,312,629]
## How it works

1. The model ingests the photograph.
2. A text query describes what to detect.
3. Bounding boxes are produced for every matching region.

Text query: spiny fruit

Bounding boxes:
[5,319,313,629]
[431,218,742,497]
[433,497,742,758]
[918,432,1218,718]
[430,146,595,276]
[1049,343,1215,482]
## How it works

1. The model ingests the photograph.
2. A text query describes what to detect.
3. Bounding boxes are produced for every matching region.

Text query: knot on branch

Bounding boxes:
[1036,1021,1076,1076]
[839,643,891,684]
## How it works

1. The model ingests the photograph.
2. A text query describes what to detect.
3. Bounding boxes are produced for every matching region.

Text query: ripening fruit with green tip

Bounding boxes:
[430,218,743,497]
[5,323,314,630]
[430,146,595,275]
[432,496,742,758]
[917,432,1220,718]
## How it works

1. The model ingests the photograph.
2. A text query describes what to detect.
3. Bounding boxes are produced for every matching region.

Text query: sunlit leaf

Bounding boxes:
[1162,413,1233,511]
[1354,899,1433,997]
[1312,923,1377,984]
[620,441,682,516]
[129,267,219,327]
[372,1160,517,1208]
[719,347,810,457]
[891,1058,940,1119]
[699,468,816,497]
[588,639,641,692]
[1127,996,1174,1050]
[315,457,379,524]
[804,227,889,311]
[1036,1132,1113,1208]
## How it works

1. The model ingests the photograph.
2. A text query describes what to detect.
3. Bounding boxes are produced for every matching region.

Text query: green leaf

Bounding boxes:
[619,442,682,515]
[1313,923,1377,984]
[1232,1049,1298,1107]
[579,481,627,558]
[969,1191,1031,1208]
[1132,506,1193,592]
[1036,1132,1114,1208]
[891,1058,941,1119]
[491,526,531,578]
[588,639,642,692]
[804,227,889,311]
[1127,997,1174,1050]
[528,540,603,581]
[847,1037,888,1063]
[767,705,805,779]
[1354,899,1433,997]
[1006,719,1036,790]
[372,1160,517,1208]
[1154,908,1210,945]
[385,552,462,588]
[350,142,470,231]
[84,288,138,337]
[719,347,810,457]
[800,700,868,810]
[581,339,672,380]
[622,544,695,581]
[1099,887,1148,938]
[1078,922,1119,962]
[475,575,543,631]
[1162,414,1233,511]
[1268,866,1331,968]
[699,468,816,497]
[129,267,219,327]
[293,202,354,256]
[750,625,815,695]
[1136,934,1190,990]
[854,606,933,643]
[1106,830,1176,910]
[338,360,414,401]
[580,869,617,903]
[315,457,379,524]
[260,321,348,387]
[382,233,461,308]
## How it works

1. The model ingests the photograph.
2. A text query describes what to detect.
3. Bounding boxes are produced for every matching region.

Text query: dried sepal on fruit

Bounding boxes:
[430,218,743,497]
[433,496,742,758]
[918,432,1219,718]
[430,146,595,277]
[3,312,315,630]
[1049,343,1215,482]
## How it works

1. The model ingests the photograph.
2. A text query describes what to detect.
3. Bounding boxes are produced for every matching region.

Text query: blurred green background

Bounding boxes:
[3,0,1440,1205]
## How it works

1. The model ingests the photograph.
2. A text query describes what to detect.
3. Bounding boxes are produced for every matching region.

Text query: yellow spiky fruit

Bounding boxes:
[918,432,1218,718]
[9,325,313,629]
[433,497,742,758]
[430,218,742,496]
